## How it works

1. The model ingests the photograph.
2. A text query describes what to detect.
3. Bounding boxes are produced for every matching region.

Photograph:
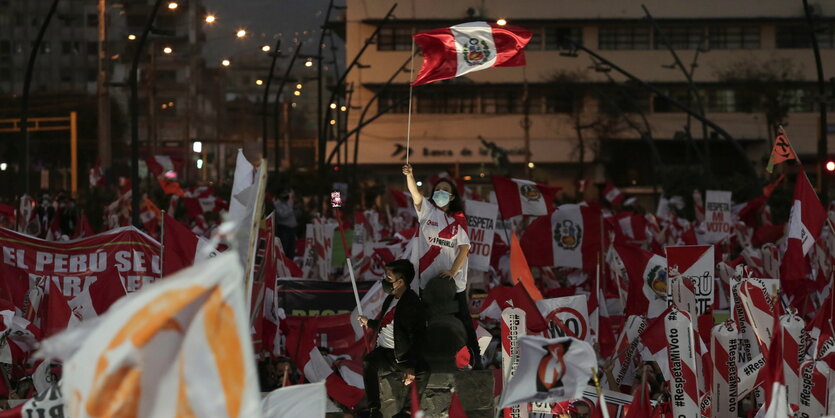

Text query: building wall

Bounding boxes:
[344,0,835,190]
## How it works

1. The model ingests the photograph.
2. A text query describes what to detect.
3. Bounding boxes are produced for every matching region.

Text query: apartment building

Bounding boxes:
[342,0,835,195]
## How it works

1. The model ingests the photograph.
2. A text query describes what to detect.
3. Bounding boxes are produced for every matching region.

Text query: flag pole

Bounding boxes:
[334,207,363,316]
[160,210,165,279]
[405,37,416,166]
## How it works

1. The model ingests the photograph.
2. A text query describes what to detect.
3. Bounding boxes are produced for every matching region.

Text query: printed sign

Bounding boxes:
[501,307,528,418]
[666,245,714,314]
[465,199,499,272]
[704,190,732,244]
[536,295,590,343]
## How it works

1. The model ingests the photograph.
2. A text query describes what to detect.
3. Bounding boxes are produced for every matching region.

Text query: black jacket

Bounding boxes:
[367,288,424,369]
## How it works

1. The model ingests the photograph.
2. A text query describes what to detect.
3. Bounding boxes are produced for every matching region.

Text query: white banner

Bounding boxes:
[502,308,529,418]
[666,245,715,315]
[465,199,498,272]
[536,295,591,343]
[704,190,732,244]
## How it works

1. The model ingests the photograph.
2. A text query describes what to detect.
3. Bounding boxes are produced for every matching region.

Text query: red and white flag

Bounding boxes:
[145,155,184,178]
[796,360,828,417]
[412,22,531,86]
[611,242,668,318]
[162,213,216,276]
[780,170,825,282]
[521,204,600,272]
[602,183,624,206]
[492,175,558,219]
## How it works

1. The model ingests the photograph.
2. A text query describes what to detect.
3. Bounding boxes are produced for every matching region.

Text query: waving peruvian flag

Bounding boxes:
[520,203,601,272]
[492,175,559,219]
[412,22,531,86]
[779,170,825,282]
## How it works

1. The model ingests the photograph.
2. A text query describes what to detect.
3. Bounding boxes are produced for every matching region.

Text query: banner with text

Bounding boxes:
[465,199,499,272]
[275,279,376,317]
[0,226,161,319]
[666,245,714,314]
[704,190,732,244]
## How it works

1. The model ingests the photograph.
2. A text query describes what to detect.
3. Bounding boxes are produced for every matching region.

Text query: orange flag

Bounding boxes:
[510,231,543,301]
[766,129,797,173]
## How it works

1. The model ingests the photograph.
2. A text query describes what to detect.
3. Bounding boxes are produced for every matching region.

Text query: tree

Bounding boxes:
[713,57,805,141]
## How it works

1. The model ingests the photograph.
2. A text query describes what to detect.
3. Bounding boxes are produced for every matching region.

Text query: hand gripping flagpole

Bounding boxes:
[405,37,416,165]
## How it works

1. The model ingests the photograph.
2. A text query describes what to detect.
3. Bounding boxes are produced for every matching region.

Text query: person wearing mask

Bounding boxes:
[358,260,425,418]
[274,189,297,258]
[402,164,482,369]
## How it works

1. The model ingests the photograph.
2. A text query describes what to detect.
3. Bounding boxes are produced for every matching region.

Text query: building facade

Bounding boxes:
[342,0,835,196]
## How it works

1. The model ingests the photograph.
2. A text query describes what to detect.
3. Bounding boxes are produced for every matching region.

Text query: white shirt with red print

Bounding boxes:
[376,297,399,349]
[410,201,470,293]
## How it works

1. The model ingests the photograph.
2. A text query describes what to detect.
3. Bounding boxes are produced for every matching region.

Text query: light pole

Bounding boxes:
[273,43,305,176]
[262,38,281,165]
[20,0,60,196]
[803,0,829,201]
[129,0,165,227]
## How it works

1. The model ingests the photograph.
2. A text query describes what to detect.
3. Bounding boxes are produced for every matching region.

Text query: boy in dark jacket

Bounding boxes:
[358,260,425,418]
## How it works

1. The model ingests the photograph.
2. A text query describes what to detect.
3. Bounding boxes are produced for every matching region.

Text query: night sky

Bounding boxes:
[201,0,345,66]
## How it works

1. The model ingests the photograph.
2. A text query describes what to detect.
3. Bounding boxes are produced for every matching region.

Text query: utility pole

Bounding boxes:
[21,0,60,195]
[97,0,111,170]
[316,0,335,173]
[130,0,165,227]
[803,0,829,201]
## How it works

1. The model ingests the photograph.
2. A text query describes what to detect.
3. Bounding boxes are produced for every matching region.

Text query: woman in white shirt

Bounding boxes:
[403,164,482,369]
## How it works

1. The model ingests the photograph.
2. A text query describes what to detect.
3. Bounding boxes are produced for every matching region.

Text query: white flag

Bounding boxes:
[500,335,596,408]
[39,251,261,417]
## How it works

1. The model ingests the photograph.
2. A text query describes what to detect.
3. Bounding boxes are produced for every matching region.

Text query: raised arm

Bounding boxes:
[402,164,423,211]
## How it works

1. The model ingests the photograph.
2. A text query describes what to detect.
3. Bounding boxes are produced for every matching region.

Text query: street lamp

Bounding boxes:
[527,162,535,169]
[205,14,216,23]
[296,83,302,89]
[256,79,263,85]
[163,46,173,54]
[221,59,230,67]
[236,29,247,38]
[261,45,271,52]
[293,90,301,96]
[128,34,137,40]
[167,2,178,10]
[496,17,508,26]
[0,163,6,171]
[329,103,337,109]
[304,58,313,67]
[826,160,835,172]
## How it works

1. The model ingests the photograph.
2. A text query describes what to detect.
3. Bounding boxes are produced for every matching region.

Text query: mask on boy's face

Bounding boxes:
[382,278,399,294]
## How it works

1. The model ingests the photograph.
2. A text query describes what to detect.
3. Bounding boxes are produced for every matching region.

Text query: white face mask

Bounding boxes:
[432,190,451,207]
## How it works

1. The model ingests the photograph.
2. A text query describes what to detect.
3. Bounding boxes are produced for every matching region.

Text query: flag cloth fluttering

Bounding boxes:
[766,129,797,173]
[38,251,262,417]
[412,22,531,86]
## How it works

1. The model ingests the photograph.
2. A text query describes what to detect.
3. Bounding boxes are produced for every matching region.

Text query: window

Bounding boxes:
[481,90,522,113]
[87,13,98,28]
[62,41,80,55]
[416,91,477,114]
[378,90,410,113]
[546,90,578,113]
[526,27,543,50]
[708,26,760,49]
[652,87,704,113]
[157,70,177,82]
[545,27,582,50]
[776,24,834,49]
[654,26,705,50]
[783,88,814,113]
[598,86,650,114]
[60,69,73,83]
[708,89,736,112]
[87,41,97,56]
[377,27,412,51]
[599,26,650,50]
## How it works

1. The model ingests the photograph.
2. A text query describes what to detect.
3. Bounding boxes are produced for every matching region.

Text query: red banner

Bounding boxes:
[0,227,161,321]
